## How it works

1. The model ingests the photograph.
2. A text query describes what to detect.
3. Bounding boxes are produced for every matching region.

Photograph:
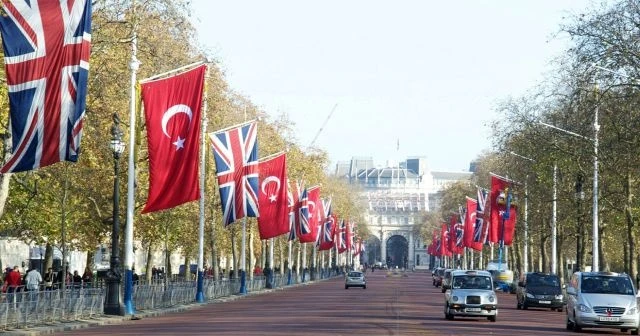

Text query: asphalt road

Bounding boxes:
[51,271,634,335]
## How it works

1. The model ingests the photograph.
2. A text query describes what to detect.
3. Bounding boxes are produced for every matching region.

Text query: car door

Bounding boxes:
[566,273,578,320]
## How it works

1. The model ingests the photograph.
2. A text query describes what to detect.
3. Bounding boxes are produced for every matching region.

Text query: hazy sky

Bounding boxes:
[190,0,595,172]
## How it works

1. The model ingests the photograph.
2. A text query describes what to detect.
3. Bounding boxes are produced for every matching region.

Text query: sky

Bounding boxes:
[190,0,596,172]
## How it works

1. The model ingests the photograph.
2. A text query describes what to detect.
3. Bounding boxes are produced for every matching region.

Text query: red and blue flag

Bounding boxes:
[0,0,92,173]
[209,121,259,226]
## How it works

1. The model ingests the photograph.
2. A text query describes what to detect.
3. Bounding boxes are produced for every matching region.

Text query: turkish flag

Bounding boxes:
[463,197,483,251]
[489,174,517,245]
[441,223,452,257]
[141,64,206,213]
[257,153,289,239]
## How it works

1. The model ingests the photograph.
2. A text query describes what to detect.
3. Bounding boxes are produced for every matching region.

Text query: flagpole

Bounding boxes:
[267,238,274,288]
[237,106,249,295]
[287,240,293,285]
[312,244,317,280]
[139,60,204,83]
[210,119,257,135]
[123,3,140,316]
[195,65,210,303]
[302,244,307,282]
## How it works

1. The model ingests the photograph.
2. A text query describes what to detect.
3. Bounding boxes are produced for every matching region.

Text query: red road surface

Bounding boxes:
[51,271,634,335]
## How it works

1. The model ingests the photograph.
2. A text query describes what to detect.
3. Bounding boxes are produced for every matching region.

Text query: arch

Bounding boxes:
[386,234,409,269]
[365,236,381,266]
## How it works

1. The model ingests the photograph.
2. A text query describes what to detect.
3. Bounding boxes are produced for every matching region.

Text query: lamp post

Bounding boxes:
[506,151,534,274]
[575,173,585,272]
[538,121,596,272]
[105,113,125,316]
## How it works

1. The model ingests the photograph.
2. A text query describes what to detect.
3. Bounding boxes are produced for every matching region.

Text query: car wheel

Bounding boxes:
[363,285,367,289]
[556,307,563,312]
[522,302,528,310]
[631,328,639,335]
[488,315,496,322]
[444,304,454,320]
[572,316,582,332]
[566,316,573,331]
[345,285,349,289]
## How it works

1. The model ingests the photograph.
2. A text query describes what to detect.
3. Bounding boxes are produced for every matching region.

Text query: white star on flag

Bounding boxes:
[269,194,277,203]
[173,136,185,150]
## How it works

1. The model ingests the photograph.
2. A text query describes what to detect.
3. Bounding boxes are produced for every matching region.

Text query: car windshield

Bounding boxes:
[452,275,492,290]
[348,272,362,277]
[527,274,560,287]
[581,275,634,295]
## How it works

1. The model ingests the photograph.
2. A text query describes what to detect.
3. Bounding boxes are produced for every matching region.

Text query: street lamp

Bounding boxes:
[105,113,125,316]
[538,121,597,272]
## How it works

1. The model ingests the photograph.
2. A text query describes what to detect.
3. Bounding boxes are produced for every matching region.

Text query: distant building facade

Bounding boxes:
[337,156,472,269]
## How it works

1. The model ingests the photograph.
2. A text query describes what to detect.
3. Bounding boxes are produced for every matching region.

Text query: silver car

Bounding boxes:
[444,270,498,321]
[345,271,366,289]
[566,271,639,334]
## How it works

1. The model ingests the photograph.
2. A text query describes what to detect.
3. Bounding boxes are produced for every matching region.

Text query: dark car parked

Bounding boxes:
[516,272,564,311]
[433,267,445,287]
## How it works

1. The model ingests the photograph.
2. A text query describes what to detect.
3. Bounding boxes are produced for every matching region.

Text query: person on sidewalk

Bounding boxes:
[25,268,42,292]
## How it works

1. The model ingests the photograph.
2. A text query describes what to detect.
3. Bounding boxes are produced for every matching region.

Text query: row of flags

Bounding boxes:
[428,174,518,257]
[0,2,363,255]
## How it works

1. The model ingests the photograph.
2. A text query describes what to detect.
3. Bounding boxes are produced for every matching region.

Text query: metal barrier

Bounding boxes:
[0,273,340,330]
[0,287,104,330]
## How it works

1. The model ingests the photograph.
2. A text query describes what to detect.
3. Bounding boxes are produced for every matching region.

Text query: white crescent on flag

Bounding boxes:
[261,176,281,194]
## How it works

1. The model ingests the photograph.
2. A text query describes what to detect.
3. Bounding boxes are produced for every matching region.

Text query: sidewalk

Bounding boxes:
[4,278,326,335]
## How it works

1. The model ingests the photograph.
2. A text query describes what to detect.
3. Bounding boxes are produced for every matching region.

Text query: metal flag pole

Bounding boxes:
[287,240,293,285]
[268,238,274,288]
[312,243,317,280]
[524,178,528,273]
[302,243,307,282]
[551,163,557,274]
[123,3,139,316]
[239,219,247,294]
[239,108,248,295]
[196,65,210,302]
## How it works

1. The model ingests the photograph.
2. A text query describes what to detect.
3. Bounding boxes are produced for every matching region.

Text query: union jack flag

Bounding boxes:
[287,179,300,241]
[298,187,311,235]
[0,0,92,173]
[209,121,259,226]
[323,216,335,242]
[473,187,488,243]
[337,219,347,252]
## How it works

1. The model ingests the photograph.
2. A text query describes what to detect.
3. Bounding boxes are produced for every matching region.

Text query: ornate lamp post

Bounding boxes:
[105,113,125,316]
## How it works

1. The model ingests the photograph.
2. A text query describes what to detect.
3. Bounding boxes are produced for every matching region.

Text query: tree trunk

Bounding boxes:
[513,233,523,275]
[624,172,637,282]
[279,239,285,275]
[540,224,548,273]
[599,223,610,272]
[184,255,190,280]
[231,227,237,279]
[0,134,13,219]
[145,244,153,282]
[45,243,54,272]
[86,248,95,273]
[210,224,219,281]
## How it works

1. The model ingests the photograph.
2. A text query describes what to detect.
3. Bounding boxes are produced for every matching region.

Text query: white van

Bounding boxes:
[566,271,640,334]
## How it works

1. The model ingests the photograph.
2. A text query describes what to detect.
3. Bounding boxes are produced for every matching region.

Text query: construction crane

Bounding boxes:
[308,103,338,148]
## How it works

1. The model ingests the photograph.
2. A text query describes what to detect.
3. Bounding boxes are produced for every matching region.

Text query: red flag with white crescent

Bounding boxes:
[257,153,289,239]
[141,64,206,213]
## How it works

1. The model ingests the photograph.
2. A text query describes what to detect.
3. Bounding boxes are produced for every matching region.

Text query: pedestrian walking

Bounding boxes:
[25,268,42,291]
[44,268,54,290]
